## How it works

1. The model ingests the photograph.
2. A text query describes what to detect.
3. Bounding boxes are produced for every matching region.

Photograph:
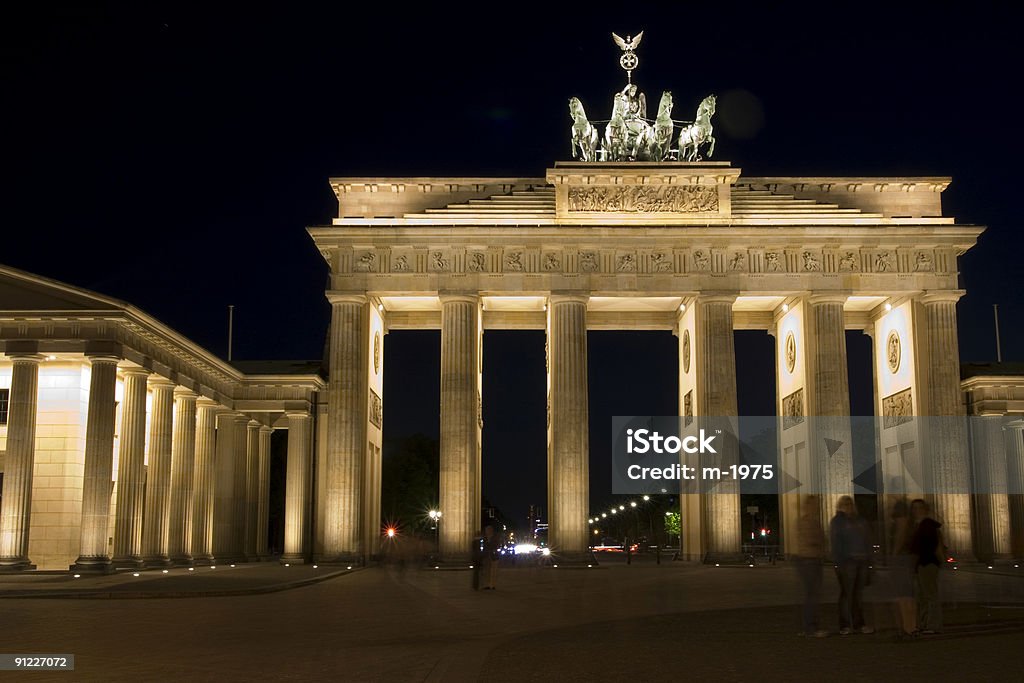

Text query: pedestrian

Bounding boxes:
[471,530,484,591]
[910,498,945,634]
[830,495,874,635]
[888,498,918,639]
[481,525,499,590]
[793,494,828,637]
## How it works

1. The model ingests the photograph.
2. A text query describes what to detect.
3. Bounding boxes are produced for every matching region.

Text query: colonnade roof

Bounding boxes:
[0,264,325,409]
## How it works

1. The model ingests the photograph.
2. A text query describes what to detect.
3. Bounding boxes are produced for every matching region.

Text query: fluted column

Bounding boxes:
[141,377,175,566]
[440,294,481,560]
[257,425,273,559]
[696,295,740,557]
[1006,421,1024,559]
[283,410,312,562]
[244,420,261,561]
[72,353,120,572]
[112,367,150,567]
[167,388,197,564]
[807,295,854,535]
[547,294,589,556]
[231,414,248,559]
[0,347,42,571]
[323,295,368,562]
[213,412,246,562]
[191,398,220,564]
[920,292,972,558]
[971,415,1011,561]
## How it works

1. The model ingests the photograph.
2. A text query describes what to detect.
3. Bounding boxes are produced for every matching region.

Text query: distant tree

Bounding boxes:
[381,434,439,532]
[664,511,681,540]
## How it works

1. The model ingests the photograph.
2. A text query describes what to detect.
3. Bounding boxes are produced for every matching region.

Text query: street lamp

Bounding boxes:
[428,510,442,555]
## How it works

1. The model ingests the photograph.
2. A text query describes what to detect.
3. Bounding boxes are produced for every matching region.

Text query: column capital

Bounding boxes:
[86,352,121,365]
[696,292,738,305]
[920,289,965,305]
[7,352,44,364]
[259,425,275,434]
[247,419,262,429]
[196,397,223,411]
[807,292,851,306]
[148,376,177,390]
[173,386,199,400]
[285,409,312,420]
[548,292,589,305]
[327,293,368,305]
[3,340,40,358]
[119,365,151,379]
[439,293,479,305]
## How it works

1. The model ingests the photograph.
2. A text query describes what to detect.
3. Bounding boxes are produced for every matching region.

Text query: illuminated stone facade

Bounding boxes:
[2,160,1023,570]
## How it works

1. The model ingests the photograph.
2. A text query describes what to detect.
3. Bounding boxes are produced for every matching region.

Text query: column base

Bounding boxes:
[170,556,195,567]
[70,558,115,574]
[0,560,37,572]
[143,556,174,568]
[280,555,309,565]
[112,556,146,569]
[192,556,217,567]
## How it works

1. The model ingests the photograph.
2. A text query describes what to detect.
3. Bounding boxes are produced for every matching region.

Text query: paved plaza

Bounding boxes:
[2,559,1023,681]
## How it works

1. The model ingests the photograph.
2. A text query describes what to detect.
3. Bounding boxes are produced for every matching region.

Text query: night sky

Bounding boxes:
[4,5,1021,526]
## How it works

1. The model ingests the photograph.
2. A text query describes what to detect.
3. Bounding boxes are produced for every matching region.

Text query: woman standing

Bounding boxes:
[830,495,874,635]
[910,499,945,634]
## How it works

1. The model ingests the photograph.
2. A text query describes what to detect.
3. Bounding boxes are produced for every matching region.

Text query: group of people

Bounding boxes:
[793,494,946,639]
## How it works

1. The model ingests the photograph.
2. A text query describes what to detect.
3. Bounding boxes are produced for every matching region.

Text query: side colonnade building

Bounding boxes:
[0,268,324,571]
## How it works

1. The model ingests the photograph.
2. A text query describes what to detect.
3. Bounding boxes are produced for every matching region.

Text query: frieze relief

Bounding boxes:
[782,388,804,430]
[882,388,913,429]
[578,251,600,272]
[504,251,524,272]
[567,185,719,213]
[369,389,383,428]
[391,254,411,272]
[467,252,488,272]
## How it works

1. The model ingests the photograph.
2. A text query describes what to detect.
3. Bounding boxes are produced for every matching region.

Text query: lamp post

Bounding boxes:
[428,510,442,555]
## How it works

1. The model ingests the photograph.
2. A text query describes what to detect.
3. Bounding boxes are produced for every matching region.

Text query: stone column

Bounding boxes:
[257,425,273,559]
[806,295,854,535]
[112,367,150,567]
[167,388,197,565]
[0,347,42,571]
[323,295,368,563]
[231,414,248,559]
[191,398,220,564]
[1005,421,1024,560]
[72,353,120,572]
[547,294,589,557]
[695,295,740,558]
[439,294,482,561]
[244,420,261,561]
[283,410,312,563]
[213,412,245,562]
[920,292,972,559]
[141,377,175,566]
[971,415,1011,561]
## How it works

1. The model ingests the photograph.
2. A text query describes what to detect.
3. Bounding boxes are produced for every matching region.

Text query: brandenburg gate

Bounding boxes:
[309,160,983,562]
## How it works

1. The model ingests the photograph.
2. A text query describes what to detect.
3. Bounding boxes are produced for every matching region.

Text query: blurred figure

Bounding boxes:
[481,525,499,590]
[888,499,918,639]
[471,530,484,591]
[793,494,828,637]
[830,495,874,635]
[910,498,945,634]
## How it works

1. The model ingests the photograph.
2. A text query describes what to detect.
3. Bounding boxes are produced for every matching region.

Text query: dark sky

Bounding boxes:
[4,4,1021,525]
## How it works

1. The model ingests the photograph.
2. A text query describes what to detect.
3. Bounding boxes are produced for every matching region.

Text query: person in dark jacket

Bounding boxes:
[830,495,874,635]
[910,499,944,634]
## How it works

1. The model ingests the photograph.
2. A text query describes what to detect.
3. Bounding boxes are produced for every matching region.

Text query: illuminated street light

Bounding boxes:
[386,527,397,538]
[642,495,650,501]
[630,501,637,508]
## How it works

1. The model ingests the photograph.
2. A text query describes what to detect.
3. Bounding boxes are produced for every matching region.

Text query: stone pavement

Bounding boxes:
[1,558,1022,681]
